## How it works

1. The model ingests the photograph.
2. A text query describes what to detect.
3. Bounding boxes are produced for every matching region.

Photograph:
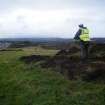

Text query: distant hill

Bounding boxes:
[0,37,105,49]
[0,38,71,43]
[0,37,105,43]
[91,38,105,43]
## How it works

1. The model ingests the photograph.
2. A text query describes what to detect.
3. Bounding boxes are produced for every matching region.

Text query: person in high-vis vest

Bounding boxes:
[74,24,90,61]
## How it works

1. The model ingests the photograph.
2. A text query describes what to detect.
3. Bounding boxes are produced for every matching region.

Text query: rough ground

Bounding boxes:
[20,43,105,82]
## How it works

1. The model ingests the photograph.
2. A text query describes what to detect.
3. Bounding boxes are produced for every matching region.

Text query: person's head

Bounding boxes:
[78,24,84,28]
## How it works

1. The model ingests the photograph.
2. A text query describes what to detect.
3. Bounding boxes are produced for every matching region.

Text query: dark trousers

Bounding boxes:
[80,41,89,61]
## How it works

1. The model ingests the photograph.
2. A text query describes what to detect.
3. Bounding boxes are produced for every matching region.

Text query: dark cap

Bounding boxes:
[79,24,84,28]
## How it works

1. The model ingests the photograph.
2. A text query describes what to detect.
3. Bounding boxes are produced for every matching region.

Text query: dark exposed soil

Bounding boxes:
[20,43,105,81]
[20,55,50,64]
[0,49,22,52]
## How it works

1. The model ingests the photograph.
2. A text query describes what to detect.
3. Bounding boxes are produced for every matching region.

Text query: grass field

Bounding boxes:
[0,47,105,105]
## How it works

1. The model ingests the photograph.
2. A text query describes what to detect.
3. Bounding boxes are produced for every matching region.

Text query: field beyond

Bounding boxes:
[0,46,105,105]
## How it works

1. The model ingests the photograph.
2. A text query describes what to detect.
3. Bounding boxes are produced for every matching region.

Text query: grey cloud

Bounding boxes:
[0,0,104,11]
[0,0,105,38]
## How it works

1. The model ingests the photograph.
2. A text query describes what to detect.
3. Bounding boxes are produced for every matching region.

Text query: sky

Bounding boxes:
[0,0,105,38]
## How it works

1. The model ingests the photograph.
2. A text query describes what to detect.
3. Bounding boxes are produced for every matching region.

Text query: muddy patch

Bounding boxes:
[20,55,50,64]
[20,43,105,81]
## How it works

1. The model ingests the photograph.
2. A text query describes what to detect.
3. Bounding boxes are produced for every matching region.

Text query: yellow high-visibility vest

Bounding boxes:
[79,28,90,41]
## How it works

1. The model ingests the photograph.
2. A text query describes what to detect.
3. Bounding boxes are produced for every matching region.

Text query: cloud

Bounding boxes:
[0,0,105,38]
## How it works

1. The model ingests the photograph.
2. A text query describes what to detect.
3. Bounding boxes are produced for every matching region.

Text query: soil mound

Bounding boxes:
[89,43,105,58]
[56,46,80,56]
[90,43,105,53]
[20,55,49,64]
[20,43,105,81]
[83,63,105,81]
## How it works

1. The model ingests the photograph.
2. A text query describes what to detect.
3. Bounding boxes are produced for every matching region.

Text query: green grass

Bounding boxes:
[22,46,59,56]
[0,47,105,105]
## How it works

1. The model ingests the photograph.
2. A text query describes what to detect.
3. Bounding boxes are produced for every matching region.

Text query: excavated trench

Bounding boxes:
[20,43,105,81]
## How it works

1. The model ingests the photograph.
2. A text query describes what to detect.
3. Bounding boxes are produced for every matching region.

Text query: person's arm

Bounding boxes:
[74,29,81,40]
